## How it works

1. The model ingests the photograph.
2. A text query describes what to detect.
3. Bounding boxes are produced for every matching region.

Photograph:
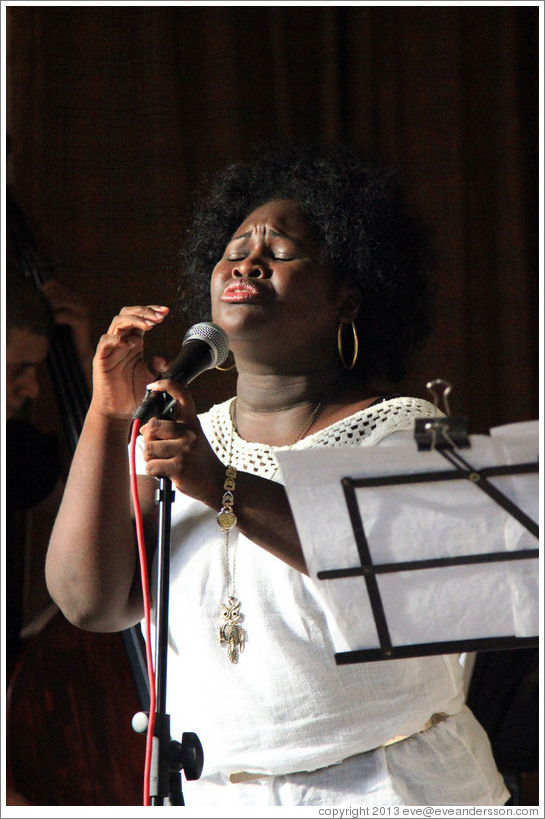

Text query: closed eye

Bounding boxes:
[225,250,295,262]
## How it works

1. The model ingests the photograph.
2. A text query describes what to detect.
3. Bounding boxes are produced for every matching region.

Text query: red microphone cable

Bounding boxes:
[129,417,156,806]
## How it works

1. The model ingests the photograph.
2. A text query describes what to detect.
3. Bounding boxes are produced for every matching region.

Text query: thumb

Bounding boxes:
[146,377,198,424]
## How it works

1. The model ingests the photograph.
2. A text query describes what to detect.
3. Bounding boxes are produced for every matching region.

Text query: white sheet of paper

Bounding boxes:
[275,421,539,654]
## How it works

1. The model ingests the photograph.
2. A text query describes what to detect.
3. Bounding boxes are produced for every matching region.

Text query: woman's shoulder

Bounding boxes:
[300,395,443,449]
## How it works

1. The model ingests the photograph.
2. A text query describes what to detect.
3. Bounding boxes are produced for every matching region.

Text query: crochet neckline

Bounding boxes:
[225,396,380,451]
[201,395,441,480]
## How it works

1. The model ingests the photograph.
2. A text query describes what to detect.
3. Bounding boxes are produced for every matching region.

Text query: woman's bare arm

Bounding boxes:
[45,305,169,631]
[46,409,158,631]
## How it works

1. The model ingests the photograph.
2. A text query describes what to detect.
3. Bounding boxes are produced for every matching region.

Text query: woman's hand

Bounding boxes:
[90,304,170,422]
[140,379,225,507]
[140,380,308,574]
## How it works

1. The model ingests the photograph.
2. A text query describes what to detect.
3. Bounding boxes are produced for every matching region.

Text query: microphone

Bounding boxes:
[133,321,229,424]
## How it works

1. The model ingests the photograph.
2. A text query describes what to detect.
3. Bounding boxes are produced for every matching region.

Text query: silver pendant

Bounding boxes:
[218,595,245,663]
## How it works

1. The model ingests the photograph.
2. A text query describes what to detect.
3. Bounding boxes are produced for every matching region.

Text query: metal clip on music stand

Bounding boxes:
[312,380,539,666]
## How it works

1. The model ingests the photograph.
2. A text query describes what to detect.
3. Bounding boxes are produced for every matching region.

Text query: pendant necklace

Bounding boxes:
[217,397,325,663]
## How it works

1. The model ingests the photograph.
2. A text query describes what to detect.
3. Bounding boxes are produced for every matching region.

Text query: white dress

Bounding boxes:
[136,397,509,808]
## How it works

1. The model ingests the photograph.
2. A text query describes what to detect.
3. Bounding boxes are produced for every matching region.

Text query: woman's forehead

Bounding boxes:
[233,199,315,240]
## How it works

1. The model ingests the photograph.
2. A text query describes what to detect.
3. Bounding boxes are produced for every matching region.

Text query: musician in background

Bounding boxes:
[5,272,95,807]
[6,271,94,671]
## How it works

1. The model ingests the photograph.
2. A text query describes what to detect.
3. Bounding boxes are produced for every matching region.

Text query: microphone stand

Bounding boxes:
[144,395,203,805]
[133,330,229,803]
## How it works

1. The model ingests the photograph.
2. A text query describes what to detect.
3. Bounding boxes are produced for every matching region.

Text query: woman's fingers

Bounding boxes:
[144,378,197,420]
[140,418,198,478]
[97,305,169,374]
[95,329,138,366]
[89,305,169,418]
[143,425,197,456]
[139,400,224,504]
[106,305,169,336]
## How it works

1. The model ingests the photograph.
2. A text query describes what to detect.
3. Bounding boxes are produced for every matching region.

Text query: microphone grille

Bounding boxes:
[183,322,229,367]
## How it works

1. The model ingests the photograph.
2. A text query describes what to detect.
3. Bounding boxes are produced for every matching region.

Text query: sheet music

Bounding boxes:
[275,421,539,655]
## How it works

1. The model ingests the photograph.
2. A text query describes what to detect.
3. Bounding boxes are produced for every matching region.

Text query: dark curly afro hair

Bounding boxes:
[176,142,434,383]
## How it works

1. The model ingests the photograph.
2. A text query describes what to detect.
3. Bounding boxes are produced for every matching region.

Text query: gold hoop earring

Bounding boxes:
[216,352,237,372]
[337,320,359,371]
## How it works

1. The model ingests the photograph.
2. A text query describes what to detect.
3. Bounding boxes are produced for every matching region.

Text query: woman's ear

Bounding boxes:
[338,287,362,323]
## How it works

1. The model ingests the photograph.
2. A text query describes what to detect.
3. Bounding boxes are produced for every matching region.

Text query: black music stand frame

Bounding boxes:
[315,418,539,666]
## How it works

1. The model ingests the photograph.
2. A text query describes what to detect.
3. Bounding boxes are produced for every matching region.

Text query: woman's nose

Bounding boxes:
[232,253,267,279]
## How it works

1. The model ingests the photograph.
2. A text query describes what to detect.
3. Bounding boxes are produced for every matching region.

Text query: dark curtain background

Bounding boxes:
[5,3,540,807]
[7,4,539,431]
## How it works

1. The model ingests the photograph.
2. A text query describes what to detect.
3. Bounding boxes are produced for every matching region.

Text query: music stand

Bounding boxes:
[275,383,539,666]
